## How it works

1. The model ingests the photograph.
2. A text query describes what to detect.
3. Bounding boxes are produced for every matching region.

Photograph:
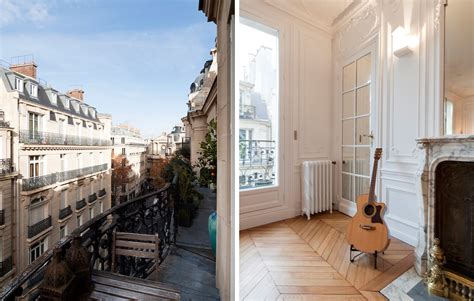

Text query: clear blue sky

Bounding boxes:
[0,0,216,137]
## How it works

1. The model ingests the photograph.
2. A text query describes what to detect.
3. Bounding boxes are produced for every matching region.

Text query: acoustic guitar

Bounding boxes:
[346,148,390,255]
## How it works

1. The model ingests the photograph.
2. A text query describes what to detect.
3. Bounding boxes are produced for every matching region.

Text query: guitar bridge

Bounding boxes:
[359,224,375,231]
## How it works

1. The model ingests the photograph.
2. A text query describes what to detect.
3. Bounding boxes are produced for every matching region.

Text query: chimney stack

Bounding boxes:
[67,89,84,101]
[10,62,37,79]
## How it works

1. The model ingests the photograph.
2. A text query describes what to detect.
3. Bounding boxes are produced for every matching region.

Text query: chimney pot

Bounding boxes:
[67,89,84,101]
[10,62,37,79]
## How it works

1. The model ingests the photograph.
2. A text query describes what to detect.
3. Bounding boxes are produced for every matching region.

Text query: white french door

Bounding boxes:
[340,46,377,215]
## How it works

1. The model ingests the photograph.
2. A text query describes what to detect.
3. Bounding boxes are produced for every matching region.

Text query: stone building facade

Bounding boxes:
[182,48,217,165]
[0,60,112,283]
[111,124,147,203]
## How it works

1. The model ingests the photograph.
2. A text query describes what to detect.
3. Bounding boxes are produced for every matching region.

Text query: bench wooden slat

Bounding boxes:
[116,240,157,250]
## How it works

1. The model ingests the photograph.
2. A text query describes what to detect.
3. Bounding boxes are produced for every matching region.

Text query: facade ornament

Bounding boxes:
[65,234,93,296]
[39,248,75,300]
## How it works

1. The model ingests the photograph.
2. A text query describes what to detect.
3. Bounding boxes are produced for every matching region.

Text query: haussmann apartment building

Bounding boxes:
[0,59,113,286]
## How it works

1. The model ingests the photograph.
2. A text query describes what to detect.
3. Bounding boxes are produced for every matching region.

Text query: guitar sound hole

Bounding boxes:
[364,204,375,216]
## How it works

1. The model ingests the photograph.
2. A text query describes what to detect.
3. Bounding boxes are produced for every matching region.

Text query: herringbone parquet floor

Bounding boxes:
[240,211,414,300]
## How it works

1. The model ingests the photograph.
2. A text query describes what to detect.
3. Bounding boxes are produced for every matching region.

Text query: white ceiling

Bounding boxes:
[445,0,474,98]
[263,0,357,31]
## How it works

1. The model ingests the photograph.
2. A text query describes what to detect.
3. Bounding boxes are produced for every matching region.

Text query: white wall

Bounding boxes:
[240,0,333,229]
[332,0,443,246]
[240,0,445,248]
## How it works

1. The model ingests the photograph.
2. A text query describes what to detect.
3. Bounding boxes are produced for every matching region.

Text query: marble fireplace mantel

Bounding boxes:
[415,135,474,275]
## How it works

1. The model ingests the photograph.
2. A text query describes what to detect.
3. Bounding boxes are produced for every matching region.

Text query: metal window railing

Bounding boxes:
[76,199,86,210]
[19,130,111,146]
[98,188,106,197]
[27,216,52,238]
[88,193,97,204]
[0,256,13,277]
[0,209,4,225]
[58,205,72,220]
[0,158,14,174]
[239,105,256,119]
[22,163,108,191]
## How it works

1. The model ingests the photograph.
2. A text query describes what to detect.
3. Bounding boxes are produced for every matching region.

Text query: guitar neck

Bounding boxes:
[368,156,379,204]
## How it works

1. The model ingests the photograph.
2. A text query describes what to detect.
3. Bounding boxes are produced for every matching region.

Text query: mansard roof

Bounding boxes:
[0,66,100,123]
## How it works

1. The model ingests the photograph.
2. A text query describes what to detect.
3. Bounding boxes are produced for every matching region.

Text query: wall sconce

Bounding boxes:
[392,26,415,57]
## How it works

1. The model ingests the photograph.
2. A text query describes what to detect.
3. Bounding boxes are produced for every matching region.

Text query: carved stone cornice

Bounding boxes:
[334,2,379,56]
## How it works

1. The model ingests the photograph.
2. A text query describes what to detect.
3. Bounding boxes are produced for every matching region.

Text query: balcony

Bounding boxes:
[88,193,97,204]
[1,184,178,300]
[0,256,13,278]
[0,110,10,128]
[27,216,52,238]
[58,205,72,220]
[22,163,108,191]
[239,104,256,119]
[98,188,106,198]
[0,209,5,226]
[0,158,14,175]
[19,130,111,146]
[76,198,86,210]
[239,139,276,188]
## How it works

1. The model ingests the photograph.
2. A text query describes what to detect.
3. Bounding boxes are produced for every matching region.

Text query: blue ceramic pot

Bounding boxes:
[208,211,217,257]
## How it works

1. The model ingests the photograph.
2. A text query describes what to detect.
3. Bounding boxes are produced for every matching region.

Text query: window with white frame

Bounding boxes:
[51,92,58,105]
[238,17,279,190]
[100,201,104,213]
[60,190,67,209]
[59,225,67,239]
[29,237,47,263]
[122,148,126,155]
[15,77,24,92]
[60,154,66,172]
[29,155,44,178]
[30,83,38,98]
[28,112,41,138]
[77,153,82,169]
[29,202,45,225]
[77,214,83,227]
[89,207,94,219]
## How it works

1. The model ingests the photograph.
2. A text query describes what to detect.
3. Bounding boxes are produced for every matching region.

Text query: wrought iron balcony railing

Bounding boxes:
[0,256,13,278]
[239,139,276,167]
[76,198,86,210]
[58,205,72,220]
[1,183,177,300]
[22,163,108,191]
[19,130,111,146]
[239,140,276,188]
[98,188,106,197]
[239,105,256,119]
[0,158,14,175]
[88,193,97,204]
[27,216,52,238]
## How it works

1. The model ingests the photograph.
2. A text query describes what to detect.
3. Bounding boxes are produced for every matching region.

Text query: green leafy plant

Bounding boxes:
[196,119,217,187]
[163,152,202,211]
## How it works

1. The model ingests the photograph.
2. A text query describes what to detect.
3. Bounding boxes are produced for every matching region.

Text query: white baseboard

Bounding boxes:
[338,199,356,217]
[385,215,418,246]
[240,208,298,230]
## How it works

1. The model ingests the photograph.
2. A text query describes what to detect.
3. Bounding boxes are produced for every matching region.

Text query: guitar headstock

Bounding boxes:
[374,148,383,160]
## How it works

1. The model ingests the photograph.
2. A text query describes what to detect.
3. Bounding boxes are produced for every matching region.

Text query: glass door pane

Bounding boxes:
[341,51,373,203]
[238,17,279,190]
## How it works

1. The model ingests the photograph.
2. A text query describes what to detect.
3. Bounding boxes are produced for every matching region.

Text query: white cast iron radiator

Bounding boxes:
[302,160,333,220]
